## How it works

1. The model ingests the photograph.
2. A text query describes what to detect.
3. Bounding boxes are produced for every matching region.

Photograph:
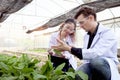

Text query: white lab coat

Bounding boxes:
[49,32,77,70]
[82,24,120,80]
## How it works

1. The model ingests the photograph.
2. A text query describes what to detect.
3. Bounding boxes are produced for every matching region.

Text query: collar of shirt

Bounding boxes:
[87,23,99,37]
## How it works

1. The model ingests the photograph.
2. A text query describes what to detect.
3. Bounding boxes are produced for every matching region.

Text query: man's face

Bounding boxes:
[76,14,90,32]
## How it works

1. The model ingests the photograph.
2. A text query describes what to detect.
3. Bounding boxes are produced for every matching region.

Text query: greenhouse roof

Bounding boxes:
[0,0,120,34]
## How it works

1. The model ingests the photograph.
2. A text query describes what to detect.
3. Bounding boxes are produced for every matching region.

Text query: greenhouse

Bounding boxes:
[0,0,120,80]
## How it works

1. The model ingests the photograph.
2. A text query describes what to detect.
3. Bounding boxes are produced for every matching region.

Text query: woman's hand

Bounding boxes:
[47,48,65,58]
[51,38,72,52]
[48,49,55,55]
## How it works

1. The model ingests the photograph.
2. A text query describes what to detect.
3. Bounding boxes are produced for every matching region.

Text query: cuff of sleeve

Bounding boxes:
[71,47,83,59]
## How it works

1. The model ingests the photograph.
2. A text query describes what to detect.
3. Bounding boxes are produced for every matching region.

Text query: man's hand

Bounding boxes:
[51,38,71,52]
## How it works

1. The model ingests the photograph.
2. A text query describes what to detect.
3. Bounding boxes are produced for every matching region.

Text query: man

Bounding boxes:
[52,6,120,80]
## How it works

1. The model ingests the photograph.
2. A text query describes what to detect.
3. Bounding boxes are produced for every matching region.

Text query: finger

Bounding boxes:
[51,45,62,51]
[51,45,58,49]
[47,48,52,52]
[56,38,64,44]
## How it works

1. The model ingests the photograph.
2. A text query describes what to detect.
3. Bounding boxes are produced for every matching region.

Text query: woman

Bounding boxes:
[48,18,77,71]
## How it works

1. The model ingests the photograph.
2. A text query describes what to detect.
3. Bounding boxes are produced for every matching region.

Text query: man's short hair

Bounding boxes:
[74,6,96,21]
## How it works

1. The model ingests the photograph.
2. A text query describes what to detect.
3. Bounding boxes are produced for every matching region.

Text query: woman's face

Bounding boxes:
[61,23,75,35]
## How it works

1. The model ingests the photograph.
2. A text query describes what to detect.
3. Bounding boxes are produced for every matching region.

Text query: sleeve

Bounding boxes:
[82,29,117,60]
[71,47,83,59]
[49,33,56,48]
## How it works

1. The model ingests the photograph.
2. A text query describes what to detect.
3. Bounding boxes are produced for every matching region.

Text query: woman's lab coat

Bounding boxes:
[49,32,77,70]
[82,24,120,80]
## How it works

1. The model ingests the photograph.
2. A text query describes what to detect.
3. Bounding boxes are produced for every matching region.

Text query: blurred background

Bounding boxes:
[0,0,120,52]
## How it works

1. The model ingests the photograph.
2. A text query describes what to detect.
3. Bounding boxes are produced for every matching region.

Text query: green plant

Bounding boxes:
[0,54,41,80]
[0,54,88,80]
[53,49,61,54]
[39,56,88,80]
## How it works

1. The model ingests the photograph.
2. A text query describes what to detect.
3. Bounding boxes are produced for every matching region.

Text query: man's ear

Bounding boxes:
[89,15,94,21]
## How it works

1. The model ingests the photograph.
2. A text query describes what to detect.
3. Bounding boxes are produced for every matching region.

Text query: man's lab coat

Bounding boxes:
[82,24,120,80]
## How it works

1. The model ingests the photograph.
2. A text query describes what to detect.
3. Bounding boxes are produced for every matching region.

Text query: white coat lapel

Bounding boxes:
[84,24,103,48]
[84,34,89,48]
[90,24,103,48]
[90,33,100,48]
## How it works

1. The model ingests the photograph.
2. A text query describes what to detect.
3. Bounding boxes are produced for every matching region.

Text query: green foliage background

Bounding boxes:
[0,54,88,80]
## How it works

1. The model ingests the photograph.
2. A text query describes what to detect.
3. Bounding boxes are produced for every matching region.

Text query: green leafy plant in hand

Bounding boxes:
[53,49,61,54]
